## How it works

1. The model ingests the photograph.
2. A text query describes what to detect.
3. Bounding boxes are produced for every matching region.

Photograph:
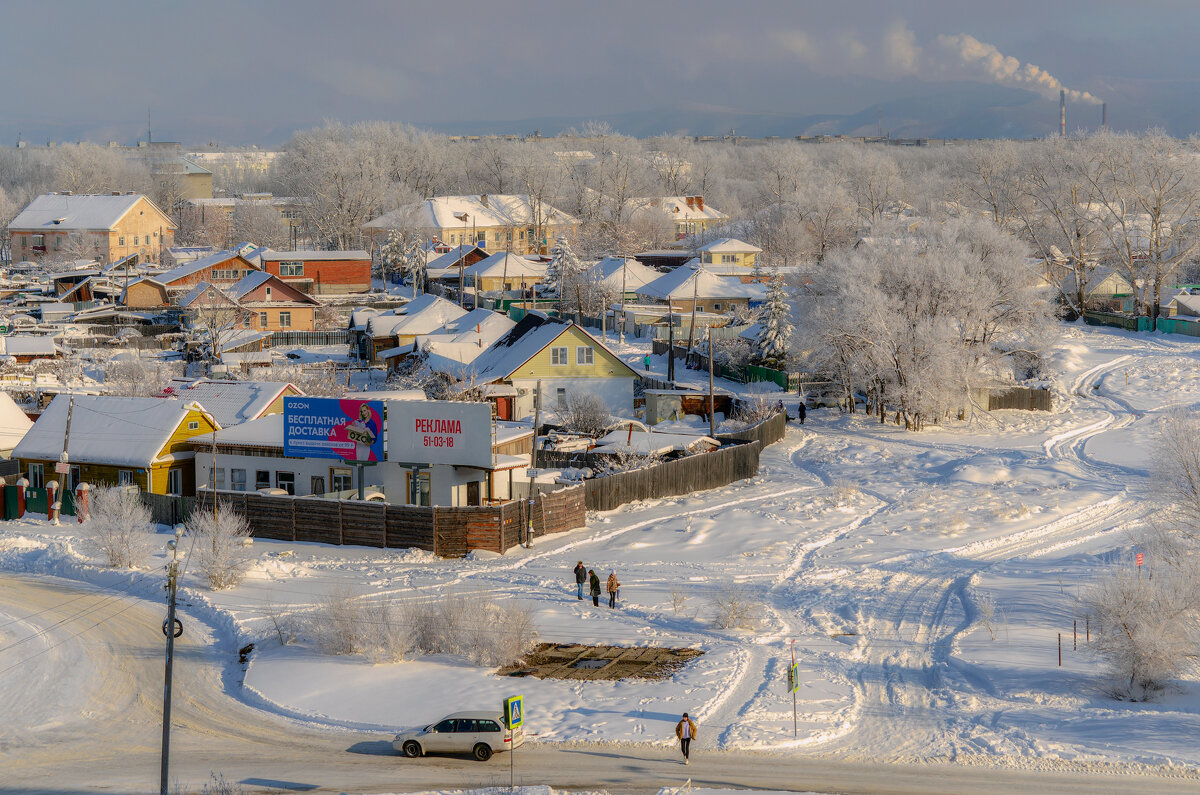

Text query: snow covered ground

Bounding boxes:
[4,324,1200,773]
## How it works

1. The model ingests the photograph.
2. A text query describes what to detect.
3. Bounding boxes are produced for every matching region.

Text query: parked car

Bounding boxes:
[393,711,524,761]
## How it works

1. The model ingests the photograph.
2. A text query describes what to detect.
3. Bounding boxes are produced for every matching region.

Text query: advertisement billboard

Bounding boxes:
[387,400,493,468]
[283,397,385,462]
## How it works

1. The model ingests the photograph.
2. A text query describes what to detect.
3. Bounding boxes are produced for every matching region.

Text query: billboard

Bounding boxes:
[283,397,385,462]
[387,400,493,468]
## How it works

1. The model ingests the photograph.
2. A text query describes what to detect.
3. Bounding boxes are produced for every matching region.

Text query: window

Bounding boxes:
[405,470,430,506]
[213,467,225,490]
[69,465,80,490]
[167,468,183,495]
[276,471,295,495]
[721,254,737,263]
[478,720,502,733]
[279,311,291,328]
[310,476,325,495]
[331,468,352,492]
[550,346,568,366]
[230,469,246,491]
[576,346,594,365]
[259,312,268,328]
[28,463,43,489]
[265,286,272,298]
[557,387,567,409]
[133,236,139,245]
[118,470,135,485]
[712,303,722,311]
[187,420,199,431]
[255,470,270,490]
[280,262,304,276]
[433,719,456,733]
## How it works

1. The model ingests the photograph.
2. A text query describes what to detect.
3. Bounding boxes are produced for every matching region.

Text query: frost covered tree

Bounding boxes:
[231,203,289,249]
[555,392,611,438]
[378,228,426,295]
[186,500,253,590]
[754,268,792,370]
[86,486,153,568]
[546,236,585,306]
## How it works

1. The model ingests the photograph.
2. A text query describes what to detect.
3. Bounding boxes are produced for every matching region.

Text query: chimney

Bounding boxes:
[685,196,695,209]
[1102,102,1108,133]
[479,194,489,208]
[1060,90,1066,137]
[697,196,704,211]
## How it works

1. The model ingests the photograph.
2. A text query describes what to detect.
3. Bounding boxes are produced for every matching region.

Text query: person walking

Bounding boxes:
[797,402,807,425]
[606,570,620,608]
[675,712,697,764]
[573,561,587,600]
[643,354,652,372]
[588,569,601,607]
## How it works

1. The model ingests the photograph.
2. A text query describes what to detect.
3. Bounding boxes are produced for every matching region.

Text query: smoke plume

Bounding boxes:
[937,33,1101,105]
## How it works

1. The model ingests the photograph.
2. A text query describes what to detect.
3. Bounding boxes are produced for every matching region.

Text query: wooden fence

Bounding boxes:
[1083,311,1151,332]
[190,485,585,557]
[716,411,788,446]
[580,440,761,512]
[268,330,351,347]
[971,386,1053,412]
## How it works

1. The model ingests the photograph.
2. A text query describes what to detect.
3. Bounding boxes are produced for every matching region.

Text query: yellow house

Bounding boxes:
[465,314,639,419]
[461,252,548,292]
[7,193,176,265]
[13,395,220,496]
[697,238,762,269]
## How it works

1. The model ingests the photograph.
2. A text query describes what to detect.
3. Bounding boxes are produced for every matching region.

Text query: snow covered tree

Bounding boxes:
[186,500,253,590]
[754,268,792,370]
[86,486,152,568]
[378,228,426,295]
[546,237,584,298]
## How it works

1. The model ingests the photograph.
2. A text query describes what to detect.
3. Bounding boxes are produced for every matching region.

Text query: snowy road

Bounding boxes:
[3,575,1200,794]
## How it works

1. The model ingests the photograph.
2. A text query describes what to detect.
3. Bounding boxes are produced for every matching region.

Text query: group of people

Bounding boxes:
[573,561,619,607]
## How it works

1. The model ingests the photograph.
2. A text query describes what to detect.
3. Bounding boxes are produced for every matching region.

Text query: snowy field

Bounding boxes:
[4,324,1200,773]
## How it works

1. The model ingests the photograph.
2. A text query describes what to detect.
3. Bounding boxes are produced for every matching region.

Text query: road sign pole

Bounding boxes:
[790,640,797,738]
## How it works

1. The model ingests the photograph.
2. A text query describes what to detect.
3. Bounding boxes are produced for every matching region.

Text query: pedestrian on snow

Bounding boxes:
[588,569,602,606]
[606,570,620,608]
[573,561,587,600]
[797,402,807,425]
[675,712,697,764]
[643,354,652,371]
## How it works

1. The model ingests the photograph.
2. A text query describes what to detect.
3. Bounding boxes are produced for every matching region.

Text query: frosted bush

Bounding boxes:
[185,501,253,590]
[86,486,152,568]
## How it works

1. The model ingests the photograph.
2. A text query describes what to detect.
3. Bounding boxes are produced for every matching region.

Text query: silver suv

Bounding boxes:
[393,711,525,761]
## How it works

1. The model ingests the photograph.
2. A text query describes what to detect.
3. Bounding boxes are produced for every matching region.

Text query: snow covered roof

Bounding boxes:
[1060,268,1135,297]
[0,336,58,356]
[158,250,256,286]
[463,314,632,384]
[1169,292,1200,316]
[0,391,33,450]
[348,389,427,402]
[200,412,283,448]
[364,195,576,231]
[427,245,487,274]
[697,238,762,254]
[592,429,719,456]
[462,252,546,279]
[228,270,274,298]
[366,295,467,338]
[628,196,728,223]
[177,282,235,309]
[261,249,369,261]
[13,395,212,468]
[637,265,764,301]
[8,193,148,231]
[589,257,663,292]
[160,379,299,428]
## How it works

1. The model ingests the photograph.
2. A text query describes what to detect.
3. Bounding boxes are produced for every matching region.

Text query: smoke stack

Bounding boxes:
[1102,102,1108,133]
[1060,89,1066,137]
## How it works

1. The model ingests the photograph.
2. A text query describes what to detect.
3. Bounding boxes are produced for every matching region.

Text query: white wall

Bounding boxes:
[196,451,379,496]
[377,461,527,506]
[510,377,634,420]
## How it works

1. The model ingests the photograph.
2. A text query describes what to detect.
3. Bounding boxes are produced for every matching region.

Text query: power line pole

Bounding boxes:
[708,329,716,437]
[160,525,184,795]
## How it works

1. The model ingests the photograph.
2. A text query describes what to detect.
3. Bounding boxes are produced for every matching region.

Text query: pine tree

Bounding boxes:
[546,236,584,297]
[755,268,793,370]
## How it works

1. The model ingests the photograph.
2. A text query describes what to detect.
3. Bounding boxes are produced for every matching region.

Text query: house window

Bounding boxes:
[28,463,43,489]
[167,468,183,495]
[405,470,431,506]
[576,346,594,365]
[265,286,272,298]
[118,470,134,486]
[310,476,325,495]
[213,467,225,490]
[280,262,303,276]
[557,388,567,409]
[255,470,270,490]
[713,303,722,311]
[279,311,291,328]
[721,254,737,263]
[187,420,200,430]
[276,471,295,495]
[331,468,352,493]
[550,346,568,366]
[230,468,246,491]
[259,312,268,328]
[134,236,139,245]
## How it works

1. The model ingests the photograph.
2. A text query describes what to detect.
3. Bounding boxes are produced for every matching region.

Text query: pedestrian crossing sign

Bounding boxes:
[504,695,524,728]
[789,663,800,693]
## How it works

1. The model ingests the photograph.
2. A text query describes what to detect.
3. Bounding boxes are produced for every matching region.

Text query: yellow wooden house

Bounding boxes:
[13,395,220,496]
[465,314,638,419]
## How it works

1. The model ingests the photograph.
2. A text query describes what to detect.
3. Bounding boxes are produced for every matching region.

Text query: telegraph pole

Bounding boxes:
[708,329,716,437]
[160,526,184,795]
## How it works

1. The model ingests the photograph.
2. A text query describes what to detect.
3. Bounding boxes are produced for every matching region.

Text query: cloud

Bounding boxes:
[883,22,921,75]
[936,33,1101,104]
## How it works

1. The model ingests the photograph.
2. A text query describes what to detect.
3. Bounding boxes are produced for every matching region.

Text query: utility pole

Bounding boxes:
[160,525,184,795]
[707,329,716,437]
[618,258,627,344]
[666,302,675,383]
[456,213,470,308]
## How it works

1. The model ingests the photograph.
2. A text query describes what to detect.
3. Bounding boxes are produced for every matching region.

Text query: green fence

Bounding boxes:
[1156,316,1200,337]
[1083,311,1151,332]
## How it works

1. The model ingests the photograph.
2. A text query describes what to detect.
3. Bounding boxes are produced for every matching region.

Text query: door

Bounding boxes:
[467,481,481,506]
[166,468,183,495]
[424,719,457,752]
[496,397,512,421]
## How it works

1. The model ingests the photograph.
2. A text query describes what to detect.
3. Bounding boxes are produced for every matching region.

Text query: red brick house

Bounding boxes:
[260,250,371,295]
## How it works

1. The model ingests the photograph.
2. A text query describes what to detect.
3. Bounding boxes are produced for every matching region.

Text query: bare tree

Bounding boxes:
[555,392,611,437]
[86,486,153,568]
[185,500,253,590]
[231,203,289,249]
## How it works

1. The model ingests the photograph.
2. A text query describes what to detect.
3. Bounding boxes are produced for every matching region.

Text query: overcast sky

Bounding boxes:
[2,0,1197,144]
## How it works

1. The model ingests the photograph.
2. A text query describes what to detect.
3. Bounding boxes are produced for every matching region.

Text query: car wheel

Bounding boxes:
[473,743,493,761]
[402,740,422,758]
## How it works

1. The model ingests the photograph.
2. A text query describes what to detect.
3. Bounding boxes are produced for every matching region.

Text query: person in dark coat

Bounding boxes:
[797,402,807,424]
[588,569,602,606]
[573,561,587,600]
